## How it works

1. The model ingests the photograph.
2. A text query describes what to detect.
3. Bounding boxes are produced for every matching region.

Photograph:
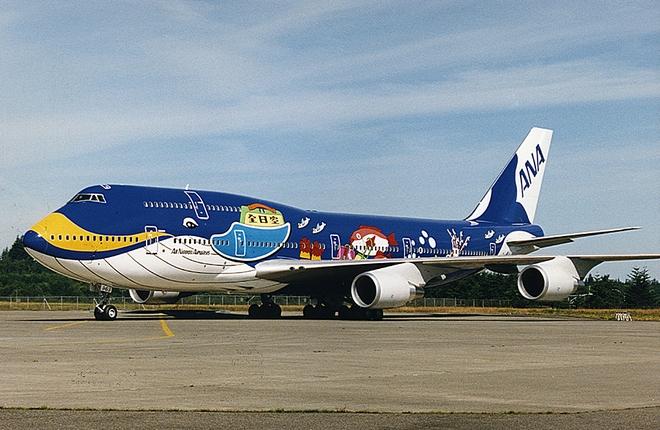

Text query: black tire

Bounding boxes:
[93,306,105,321]
[338,305,351,320]
[105,305,118,321]
[248,304,260,318]
[271,304,282,318]
[350,306,366,320]
[302,304,315,318]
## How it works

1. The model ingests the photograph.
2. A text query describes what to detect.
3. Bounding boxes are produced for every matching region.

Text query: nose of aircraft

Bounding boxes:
[22,229,49,254]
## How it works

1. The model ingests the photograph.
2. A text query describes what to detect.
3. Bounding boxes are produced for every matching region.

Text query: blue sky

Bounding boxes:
[1,1,658,279]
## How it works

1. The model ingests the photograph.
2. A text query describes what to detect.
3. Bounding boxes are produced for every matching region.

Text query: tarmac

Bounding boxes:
[1,310,659,428]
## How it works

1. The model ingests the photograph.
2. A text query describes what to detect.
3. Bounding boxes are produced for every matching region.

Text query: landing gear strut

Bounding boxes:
[92,284,117,321]
[247,294,282,319]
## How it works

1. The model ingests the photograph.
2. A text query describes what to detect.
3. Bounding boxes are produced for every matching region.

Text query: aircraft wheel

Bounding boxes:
[302,304,315,318]
[105,305,118,320]
[350,306,366,320]
[248,304,260,318]
[261,303,281,319]
[271,304,282,318]
[338,305,351,320]
[93,306,105,321]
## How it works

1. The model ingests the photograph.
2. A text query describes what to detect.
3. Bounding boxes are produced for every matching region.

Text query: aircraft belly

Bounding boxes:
[57,258,116,286]
[24,249,88,283]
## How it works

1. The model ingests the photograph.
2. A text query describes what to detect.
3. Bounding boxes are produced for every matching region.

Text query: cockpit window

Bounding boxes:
[70,193,106,203]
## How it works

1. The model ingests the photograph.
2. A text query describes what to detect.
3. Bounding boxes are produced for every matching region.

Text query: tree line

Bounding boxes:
[2,237,658,308]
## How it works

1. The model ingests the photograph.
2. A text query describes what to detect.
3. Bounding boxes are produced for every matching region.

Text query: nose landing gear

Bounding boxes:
[91,284,118,321]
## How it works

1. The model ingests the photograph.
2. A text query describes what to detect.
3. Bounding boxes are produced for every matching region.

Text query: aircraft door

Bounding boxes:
[330,234,341,259]
[234,229,246,257]
[402,237,414,258]
[145,226,159,254]
[184,191,209,220]
[490,243,497,255]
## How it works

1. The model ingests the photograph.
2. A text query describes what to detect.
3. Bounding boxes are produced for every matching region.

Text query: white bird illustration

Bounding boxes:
[495,234,505,244]
[298,217,310,229]
[312,222,326,234]
[484,230,495,239]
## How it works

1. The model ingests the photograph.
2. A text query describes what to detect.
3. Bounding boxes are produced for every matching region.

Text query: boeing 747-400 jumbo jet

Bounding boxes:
[23,128,659,320]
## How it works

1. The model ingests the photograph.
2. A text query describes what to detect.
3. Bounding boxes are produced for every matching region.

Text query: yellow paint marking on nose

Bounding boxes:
[29,212,170,252]
[44,321,88,331]
[159,319,175,338]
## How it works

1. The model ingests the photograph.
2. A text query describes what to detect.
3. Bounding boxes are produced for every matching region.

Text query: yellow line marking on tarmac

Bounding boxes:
[44,321,88,331]
[159,318,175,338]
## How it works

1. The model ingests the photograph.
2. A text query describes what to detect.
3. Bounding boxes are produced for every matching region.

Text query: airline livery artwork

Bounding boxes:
[22,127,660,322]
[210,203,291,262]
[336,226,397,260]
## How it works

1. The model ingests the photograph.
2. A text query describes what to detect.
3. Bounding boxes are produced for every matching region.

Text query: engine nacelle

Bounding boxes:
[517,256,581,301]
[351,263,425,309]
[128,289,184,304]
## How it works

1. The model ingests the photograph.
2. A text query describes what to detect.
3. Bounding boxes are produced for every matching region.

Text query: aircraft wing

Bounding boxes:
[506,227,639,253]
[255,255,555,283]
[255,253,660,283]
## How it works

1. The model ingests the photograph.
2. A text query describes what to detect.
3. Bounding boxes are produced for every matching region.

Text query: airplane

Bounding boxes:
[22,127,660,321]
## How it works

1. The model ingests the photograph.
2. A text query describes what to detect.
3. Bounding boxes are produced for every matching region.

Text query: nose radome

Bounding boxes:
[23,229,49,254]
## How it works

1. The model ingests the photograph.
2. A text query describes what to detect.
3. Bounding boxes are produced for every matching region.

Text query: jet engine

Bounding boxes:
[128,289,185,304]
[517,256,581,301]
[351,263,425,309]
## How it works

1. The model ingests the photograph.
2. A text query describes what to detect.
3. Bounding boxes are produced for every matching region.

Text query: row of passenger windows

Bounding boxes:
[47,233,488,256]
[174,238,209,245]
[143,201,240,212]
[415,248,488,256]
[172,238,327,250]
[50,234,138,243]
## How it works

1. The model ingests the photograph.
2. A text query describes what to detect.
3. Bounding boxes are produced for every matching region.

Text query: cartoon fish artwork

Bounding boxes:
[312,222,326,234]
[350,226,397,259]
[298,217,310,229]
[485,230,495,239]
[495,234,505,244]
[299,237,311,259]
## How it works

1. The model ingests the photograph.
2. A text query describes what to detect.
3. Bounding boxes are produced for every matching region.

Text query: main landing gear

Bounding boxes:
[248,294,282,319]
[303,298,383,321]
[92,284,118,321]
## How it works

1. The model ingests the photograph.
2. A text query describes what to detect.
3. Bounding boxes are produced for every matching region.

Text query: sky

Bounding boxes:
[1,0,658,279]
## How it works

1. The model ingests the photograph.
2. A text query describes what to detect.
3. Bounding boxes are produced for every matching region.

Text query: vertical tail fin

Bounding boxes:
[466,127,553,224]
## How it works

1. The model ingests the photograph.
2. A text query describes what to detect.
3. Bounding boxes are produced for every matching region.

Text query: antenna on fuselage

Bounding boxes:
[185,184,190,190]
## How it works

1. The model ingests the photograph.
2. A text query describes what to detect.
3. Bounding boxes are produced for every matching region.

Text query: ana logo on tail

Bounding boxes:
[519,144,546,198]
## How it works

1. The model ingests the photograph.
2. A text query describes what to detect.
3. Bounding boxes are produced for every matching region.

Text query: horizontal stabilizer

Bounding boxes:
[507,227,640,254]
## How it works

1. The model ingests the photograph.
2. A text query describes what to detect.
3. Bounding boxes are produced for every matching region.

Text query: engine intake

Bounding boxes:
[517,256,580,301]
[128,289,185,304]
[351,263,425,309]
